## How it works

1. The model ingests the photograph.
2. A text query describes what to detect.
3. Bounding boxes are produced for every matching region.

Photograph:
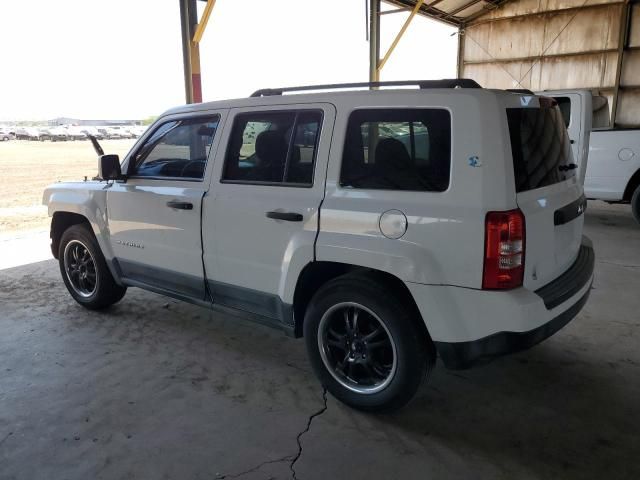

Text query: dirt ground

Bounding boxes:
[0,203,639,480]
[0,140,135,234]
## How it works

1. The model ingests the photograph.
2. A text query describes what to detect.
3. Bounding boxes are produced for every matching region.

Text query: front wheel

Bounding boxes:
[59,224,126,310]
[632,185,640,224]
[304,275,435,412]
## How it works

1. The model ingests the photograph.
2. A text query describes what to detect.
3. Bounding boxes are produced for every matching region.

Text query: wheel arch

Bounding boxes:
[623,168,640,201]
[292,261,431,343]
[50,212,91,259]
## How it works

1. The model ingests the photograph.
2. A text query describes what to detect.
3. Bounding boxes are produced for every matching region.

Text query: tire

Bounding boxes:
[58,224,126,310]
[632,185,640,225]
[304,274,435,413]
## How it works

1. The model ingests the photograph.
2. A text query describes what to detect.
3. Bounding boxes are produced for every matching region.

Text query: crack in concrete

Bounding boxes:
[290,388,328,480]
[216,455,294,479]
[216,388,328,480]
[597,260,640,269]
[0,431,13,447]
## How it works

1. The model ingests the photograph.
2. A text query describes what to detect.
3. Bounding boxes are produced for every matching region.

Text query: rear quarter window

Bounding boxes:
[340,109,451,192]
[507,106,575,193]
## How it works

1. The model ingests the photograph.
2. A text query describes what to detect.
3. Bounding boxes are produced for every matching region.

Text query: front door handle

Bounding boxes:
[167,201,193,210]
[266,211,303,222]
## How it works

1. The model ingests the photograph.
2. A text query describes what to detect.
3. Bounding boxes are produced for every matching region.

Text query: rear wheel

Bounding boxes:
[59,224,126,310]
[632,185,640,224]
[304,274,434,412]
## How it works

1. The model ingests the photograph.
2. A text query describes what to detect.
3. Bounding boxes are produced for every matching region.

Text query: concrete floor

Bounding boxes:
[1,202,639,480]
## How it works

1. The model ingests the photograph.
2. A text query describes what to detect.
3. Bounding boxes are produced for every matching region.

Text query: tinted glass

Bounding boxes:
[222,110,322,185]
[340,109,451,192]
[131,116,219,179]
[507,106,575,193]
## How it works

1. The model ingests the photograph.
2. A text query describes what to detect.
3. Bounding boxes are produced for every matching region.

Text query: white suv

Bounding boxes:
[43,80,595,412]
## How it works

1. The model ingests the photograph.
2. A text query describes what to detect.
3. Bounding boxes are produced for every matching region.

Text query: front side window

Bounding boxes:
[222,110,322,185]
[130,116,219,179]
[340,109,451,192]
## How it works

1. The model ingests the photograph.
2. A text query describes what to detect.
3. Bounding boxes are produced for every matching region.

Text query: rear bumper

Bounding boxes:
[406,236,594,369]
[434,286,591,369]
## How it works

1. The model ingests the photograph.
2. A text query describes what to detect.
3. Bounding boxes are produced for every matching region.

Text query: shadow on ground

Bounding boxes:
[0,202,638,480]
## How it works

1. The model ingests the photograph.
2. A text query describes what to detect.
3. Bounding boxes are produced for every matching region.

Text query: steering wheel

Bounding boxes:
[180,160,203,178]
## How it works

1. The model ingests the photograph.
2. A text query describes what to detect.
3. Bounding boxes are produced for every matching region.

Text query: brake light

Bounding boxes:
[482,209,525,290]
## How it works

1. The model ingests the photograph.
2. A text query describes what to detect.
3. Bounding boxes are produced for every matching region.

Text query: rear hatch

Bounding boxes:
[507,97,585,291]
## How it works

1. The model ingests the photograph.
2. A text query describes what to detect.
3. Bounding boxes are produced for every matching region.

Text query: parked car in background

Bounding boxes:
[43,80,594,412]
[15,128,41,140]
[79,127,105,140]
[107,126,136,139]
[39,127,68,142]
[63,126,88,141]
[541,89,640,223]
[96,128,112,139]
[129,125,148,138]
[0,130,13,141]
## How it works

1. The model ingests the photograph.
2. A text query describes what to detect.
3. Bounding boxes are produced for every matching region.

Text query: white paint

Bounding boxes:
[45,88,589,344]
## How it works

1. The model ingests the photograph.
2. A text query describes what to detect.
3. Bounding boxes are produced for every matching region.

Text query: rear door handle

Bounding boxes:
[166,201,193,210]
[266,211,303,222]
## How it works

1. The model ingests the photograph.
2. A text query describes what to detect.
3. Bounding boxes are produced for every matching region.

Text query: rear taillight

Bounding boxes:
[482,209,525,290]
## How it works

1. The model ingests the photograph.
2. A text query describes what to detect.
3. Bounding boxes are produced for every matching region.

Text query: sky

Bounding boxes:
[0,0,457,121]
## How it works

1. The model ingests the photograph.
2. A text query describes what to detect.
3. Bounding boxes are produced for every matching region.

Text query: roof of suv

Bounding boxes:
[163,79,532,117]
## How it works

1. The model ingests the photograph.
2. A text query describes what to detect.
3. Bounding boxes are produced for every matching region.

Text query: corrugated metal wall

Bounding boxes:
[459,0,640,127]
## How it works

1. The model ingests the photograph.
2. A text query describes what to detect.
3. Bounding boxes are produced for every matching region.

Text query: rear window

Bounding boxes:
[507,106,575,193]
[340,109,451,192]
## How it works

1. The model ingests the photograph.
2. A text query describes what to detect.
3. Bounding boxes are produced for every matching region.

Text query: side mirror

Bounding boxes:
[99,154,122,180]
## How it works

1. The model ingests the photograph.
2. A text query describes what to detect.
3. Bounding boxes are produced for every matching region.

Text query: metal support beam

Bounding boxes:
[456,28,465,78]
[180,0,215,104]
[380,7,412,15]
[193,0,216,43]
[377,0,424,73]
[611,1,631,127]
[179,0,194,104]
[462,48,619,65]
[188,0,202,103]
[369,0,381,83]
[468,1,626,26]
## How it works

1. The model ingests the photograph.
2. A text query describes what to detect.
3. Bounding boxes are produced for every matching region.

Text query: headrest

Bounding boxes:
[374,137,412,171]
[255,130,287,164]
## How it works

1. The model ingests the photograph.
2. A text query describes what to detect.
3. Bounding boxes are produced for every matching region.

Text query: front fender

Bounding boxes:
[43,182,115,262]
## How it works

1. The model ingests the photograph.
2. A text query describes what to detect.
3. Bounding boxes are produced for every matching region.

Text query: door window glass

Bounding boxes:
[222,110,322,185]
[341,109,451,191]
[131,116,219,179]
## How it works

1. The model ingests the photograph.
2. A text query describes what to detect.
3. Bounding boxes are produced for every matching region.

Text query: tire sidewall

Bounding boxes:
[632,185,640,224]
[304,277,429,412]
[58,224,122,309]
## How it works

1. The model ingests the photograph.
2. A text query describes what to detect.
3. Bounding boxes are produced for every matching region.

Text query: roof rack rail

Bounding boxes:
[250,79,482,97]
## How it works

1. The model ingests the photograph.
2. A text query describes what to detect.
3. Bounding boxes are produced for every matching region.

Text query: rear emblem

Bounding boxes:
[521,96,533,106]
